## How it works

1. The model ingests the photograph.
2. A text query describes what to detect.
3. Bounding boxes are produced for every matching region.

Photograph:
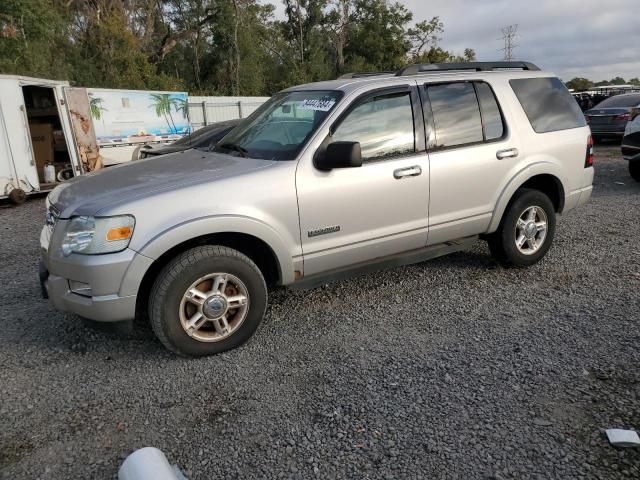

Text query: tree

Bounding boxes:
[0,0,483,96]
[566,77,593,91]
[149,93,179,133]
[343,0,412,72]
[0,0,71,79]
[407,17,443,58]
[324,0,353,75]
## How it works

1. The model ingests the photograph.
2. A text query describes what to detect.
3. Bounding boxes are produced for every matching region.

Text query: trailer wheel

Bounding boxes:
[8,188,26,205]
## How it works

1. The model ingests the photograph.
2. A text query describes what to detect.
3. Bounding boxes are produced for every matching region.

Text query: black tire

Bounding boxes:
[149,245,267,357]
[630,161,640,182]
[487,188,556,267]
[8,188,26,205]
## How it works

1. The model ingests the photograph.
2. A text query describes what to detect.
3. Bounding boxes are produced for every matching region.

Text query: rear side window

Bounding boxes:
[425,81,505,149]
[475,82,504,140]
[427,83,483,148]
[510,77,586,133]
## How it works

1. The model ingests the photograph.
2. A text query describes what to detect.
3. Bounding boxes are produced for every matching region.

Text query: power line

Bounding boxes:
[499,24,518,61]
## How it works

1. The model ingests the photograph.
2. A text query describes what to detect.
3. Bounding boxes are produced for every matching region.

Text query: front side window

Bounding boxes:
[214,90,342,160]
[331,91,415,161]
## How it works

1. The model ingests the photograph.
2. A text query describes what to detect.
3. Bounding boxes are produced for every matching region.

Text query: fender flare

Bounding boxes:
[134,215,296,285]
[487,161,567,233]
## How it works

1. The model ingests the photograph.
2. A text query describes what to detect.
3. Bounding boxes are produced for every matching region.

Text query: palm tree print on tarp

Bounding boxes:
[89,97,107,121]
[149,93,180,133]
[173,97,190,134]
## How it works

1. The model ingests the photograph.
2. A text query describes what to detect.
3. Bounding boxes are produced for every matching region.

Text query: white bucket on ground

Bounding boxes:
[118,447,186,480]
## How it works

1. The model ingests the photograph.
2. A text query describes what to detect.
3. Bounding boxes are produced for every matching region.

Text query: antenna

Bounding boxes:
[499,24,518,61]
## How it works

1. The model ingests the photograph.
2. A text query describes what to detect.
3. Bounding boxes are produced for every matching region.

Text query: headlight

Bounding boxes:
[61,215,135,256]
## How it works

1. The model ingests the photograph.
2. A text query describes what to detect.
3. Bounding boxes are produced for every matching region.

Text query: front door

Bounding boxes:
[296,85,430,277]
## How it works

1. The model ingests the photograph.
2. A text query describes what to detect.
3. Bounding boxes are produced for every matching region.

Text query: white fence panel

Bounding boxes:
[188,96,269,129]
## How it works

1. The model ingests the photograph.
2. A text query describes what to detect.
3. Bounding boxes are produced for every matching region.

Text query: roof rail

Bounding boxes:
[338,71,395,79]
[395,61,540,76]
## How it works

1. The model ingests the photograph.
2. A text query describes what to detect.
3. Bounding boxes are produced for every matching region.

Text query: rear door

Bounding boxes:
[421,80,518,245]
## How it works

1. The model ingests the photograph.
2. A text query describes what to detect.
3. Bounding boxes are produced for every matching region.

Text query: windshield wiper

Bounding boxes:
[218,143,249,157]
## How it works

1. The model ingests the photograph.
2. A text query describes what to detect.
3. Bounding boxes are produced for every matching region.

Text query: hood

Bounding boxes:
[141,143,192,156]
[49,149,275,218]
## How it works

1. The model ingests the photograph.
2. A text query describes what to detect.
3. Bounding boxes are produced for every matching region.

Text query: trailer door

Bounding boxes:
[0,78,40,192]
[63,87,103,174]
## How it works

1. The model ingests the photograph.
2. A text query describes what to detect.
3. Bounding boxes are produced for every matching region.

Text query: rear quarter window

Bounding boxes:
[510,77,586,133]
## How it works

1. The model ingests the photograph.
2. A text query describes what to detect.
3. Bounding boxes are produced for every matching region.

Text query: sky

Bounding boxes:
[268,0,639,82]
[400,0,639,82]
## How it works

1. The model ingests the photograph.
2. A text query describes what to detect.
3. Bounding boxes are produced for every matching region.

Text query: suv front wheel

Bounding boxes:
[487,188,556,267]
[149,245,267,357]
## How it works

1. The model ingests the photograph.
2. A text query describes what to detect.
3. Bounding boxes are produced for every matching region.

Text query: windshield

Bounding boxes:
[213,90,343,160]
[596,94,640,108]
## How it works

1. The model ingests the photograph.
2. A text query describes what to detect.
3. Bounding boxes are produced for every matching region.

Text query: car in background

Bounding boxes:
[585,93,640,142]
[622,112,640,181]
[137,119,240,159]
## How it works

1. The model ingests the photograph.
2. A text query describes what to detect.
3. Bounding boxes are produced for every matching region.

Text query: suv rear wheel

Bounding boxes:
[149,245,267,357]
[487,188,556,267]
[629,160,640,182]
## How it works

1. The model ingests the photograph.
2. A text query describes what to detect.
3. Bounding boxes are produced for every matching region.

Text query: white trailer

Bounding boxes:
[0,75,270,203]
[0,75,96,203]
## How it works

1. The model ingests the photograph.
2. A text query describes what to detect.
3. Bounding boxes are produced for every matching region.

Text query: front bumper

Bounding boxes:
[40,246,153,322]
[41,265,137,322]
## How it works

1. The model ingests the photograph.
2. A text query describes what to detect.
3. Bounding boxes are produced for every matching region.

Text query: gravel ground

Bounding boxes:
[1,145,639,480]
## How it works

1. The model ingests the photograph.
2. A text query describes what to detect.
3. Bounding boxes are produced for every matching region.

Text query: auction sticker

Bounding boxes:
[300,99,336,111]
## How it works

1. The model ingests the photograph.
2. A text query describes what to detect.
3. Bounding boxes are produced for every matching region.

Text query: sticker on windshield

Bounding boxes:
[300,99,336,112]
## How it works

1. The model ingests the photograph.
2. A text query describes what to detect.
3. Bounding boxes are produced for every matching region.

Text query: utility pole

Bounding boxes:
[499,24,518,61]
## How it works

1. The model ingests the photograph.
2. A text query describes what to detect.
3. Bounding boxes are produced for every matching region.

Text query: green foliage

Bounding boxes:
[566,77,594,91]
[89,97,107,121]
[0,0,71,79]
[0,0,478,95]
[593,76,629,87]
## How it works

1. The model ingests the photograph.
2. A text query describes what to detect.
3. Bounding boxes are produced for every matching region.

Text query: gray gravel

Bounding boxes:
[1,145,639,479]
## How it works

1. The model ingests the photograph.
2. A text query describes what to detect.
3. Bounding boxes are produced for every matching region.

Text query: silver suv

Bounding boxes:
[40,62,594,357]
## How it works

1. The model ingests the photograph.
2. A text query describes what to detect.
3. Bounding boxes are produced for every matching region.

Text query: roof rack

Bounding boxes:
[338,71,395,79]
[395,61,540,76]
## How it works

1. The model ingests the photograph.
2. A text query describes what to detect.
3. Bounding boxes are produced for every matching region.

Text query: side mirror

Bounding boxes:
[314,141,362,171]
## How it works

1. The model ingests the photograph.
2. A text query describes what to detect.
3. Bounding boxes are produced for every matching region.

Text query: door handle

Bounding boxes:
[496,148,519,160]
[393,165,422,179]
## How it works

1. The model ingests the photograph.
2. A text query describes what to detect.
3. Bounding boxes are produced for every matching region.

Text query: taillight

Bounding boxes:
[616,113,631,121]
[585,135,594,168]
[584,115,591,123]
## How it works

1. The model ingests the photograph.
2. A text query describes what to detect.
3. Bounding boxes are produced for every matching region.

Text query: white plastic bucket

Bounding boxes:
[118,447,186,480]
